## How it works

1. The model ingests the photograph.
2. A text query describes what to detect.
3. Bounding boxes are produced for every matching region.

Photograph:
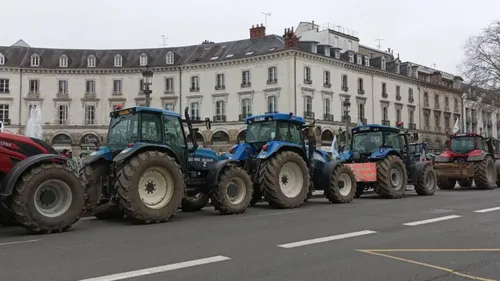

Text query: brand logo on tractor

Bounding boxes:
[0,141,13,148]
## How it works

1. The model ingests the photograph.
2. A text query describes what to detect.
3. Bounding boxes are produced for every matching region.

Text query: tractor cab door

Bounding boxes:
[399,133,416,180]
[163,115,189,170]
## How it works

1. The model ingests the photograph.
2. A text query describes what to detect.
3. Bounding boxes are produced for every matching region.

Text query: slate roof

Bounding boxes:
[0,35,285,69]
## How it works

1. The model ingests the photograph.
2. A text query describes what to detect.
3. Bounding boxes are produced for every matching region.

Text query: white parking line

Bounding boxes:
[0,239,41,247]
[474,206,500,213]
[403,215,462,226]
[277,230,378,249]
[77,255,231,281]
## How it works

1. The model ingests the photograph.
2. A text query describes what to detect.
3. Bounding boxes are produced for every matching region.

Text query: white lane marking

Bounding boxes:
[77,255,231,281]
[277,230,377,249]
[403,215,462,226]
[0,239,41,247]
[474,206,500,213]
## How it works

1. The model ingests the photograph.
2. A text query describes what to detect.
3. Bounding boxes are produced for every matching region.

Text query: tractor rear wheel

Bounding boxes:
[11,163,85,234]
[324,165,356,203]
[474,156,496,190]
[81,164,124,220]
[210,166,253,214]
[117,151,184,224]
[260,151,309,208]
[437,178,456,190]
[374,155,408,199]
[181,192,210,212]
[457,179,473,188]
[0,203,18,226]
[415,164,437,196]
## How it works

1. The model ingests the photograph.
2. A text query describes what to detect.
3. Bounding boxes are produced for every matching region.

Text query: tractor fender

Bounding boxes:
[415,161,432,175]
[317,160,344,190]
[206,159,239,186]
[467,150,488,162]
[112,143,180,164]
[0,154,67,198]
[256,142,306,161]
[80,152,113,171]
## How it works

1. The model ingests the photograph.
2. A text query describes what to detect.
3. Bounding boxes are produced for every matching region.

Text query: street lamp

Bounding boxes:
[142,66,153,107]
[343,96,351,144]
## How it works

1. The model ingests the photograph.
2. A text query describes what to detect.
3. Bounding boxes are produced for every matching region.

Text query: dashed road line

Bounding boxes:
[402,215,462,226]
[77,255,231,281]
[474,206,500,213]
[0,239,41,247]
[277,230,378,249]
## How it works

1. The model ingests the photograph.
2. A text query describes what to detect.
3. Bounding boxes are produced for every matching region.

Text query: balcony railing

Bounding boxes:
[323,113,334,122]
[241,82,251,88]
[396,94,402,101]
[239,113,252,121]
[213,115,227,123]
[358,89,365,95]
[382,92,388,98]
[303,111,315,119]
[215,85,226,90]
[267,79,277,84]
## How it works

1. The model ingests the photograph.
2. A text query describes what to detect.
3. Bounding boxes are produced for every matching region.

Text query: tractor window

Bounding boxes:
[385,132,402,150]
[246,121,276,143]
[140,113,162,143]
[450,137,475,154]
[108,113,139,148]
[164,115,186,148]
[278,122,303,145]
[477,139,486,150]
[352,131,383,153]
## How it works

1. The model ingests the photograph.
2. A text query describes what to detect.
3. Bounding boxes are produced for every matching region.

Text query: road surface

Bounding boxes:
[1,187,500,281]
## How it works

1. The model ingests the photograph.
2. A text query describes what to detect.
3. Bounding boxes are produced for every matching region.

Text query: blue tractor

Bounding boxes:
[226,112,357,208]
[341,124,437,198]
[80,106,253,223]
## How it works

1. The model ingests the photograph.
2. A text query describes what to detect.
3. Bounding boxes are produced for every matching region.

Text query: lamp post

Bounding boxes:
[343,96,351,144]
[142,66,154,107]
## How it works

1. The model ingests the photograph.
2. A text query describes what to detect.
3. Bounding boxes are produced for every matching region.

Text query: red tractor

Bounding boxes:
[434,133,499,190]
[0,131,84,234]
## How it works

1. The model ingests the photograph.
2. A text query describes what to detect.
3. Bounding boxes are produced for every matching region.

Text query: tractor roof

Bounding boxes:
[351,124,400,133]
[116,106,181,118]
[245,112,305,124]
[451,133,483,138]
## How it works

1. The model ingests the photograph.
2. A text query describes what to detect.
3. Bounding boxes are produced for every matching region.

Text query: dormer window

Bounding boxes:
[348,53,354,63]
[395,62,400,74]
[30,54,40,67]
[166,52,174,65]
[0,53,4,65]
[364,56,370,67]
[334,50,340,60]
[114,54,122,67]
[381,57,386,70]
[59,55,68,67]
[356,55,362,65]
[87,55,96,67]
[139,53,148,66]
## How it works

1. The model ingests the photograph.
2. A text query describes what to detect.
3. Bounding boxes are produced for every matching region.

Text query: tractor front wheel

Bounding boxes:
[210,166,253,215]
[474,156,496,190]
[415,165,437,196]
[374,155,408,199]
[324,165,356,203]
[437,178,456,190]
[117,151,184,224]
[260,151,310,208]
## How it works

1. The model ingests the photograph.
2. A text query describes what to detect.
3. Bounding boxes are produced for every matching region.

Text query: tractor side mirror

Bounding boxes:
[204,118,211,130]
[413,132,419,141]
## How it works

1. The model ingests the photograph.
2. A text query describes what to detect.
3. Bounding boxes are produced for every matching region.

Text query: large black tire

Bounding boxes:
[181,192,210,212]
[210,166,253,214]
[0,203,18,226]
[324,165,356,203]
[374,155,408,199]
[474,156,496,190]
[437,177,456,190]
[117,151,184,224]
[249,186,263,206]
[457,179,473,188]
[81,164,124,220]
[10,163,85,234]
[415,164,437,196]
[259,151,310,208]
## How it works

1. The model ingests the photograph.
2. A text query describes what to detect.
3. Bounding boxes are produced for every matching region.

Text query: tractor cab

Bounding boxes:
[440,133,489,159]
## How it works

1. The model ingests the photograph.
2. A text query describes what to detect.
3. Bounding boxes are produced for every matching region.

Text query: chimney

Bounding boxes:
[283,27,299,48]
[411,65,419,78]
[250,24,266,39]
[430,71,442,84]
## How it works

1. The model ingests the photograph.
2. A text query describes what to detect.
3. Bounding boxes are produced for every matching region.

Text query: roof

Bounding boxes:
[351,124,400,133]
[0,35,285,69]
[124,106,181,118]
[245,112,305,124]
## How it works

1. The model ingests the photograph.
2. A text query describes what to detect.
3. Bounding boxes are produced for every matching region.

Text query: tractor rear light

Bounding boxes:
[127,143,134,148]
[262,144,269,151]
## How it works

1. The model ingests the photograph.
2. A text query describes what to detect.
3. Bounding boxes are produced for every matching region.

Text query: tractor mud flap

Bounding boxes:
[433,162,474,179]
[343,163,377,183]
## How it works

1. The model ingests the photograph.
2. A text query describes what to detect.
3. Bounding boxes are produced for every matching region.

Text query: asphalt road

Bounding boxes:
[1,187,500,281]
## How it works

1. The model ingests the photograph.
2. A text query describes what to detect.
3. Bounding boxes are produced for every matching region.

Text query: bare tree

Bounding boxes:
[460,21,500,109]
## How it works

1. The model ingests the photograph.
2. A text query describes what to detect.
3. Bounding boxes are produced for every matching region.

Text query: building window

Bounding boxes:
[323,71,331,86]
[166,52,174,64]
[165,78,174,93]
[139,53,148,66]
[241,98,252,117]
[424,113,430,127]
[304,96,313,117]
[59,55,68,67]
[215,100,225,121]
[58,80,68,94]
[0,79,9,93]
[164,103,174,111]
[0,54,4,65]
[324,98,331,114]
[86,80,95,94]
[381,82,387,96]
[381,57,386,70]
[348,53,354,63]
[268,96,277,112]
[359,103,365,120]
[396,108,401,122]
[113,80,122,95]
[304,66,311,82]
[31,54,40,67]
[409,88,414,102]
[356,55,362,65]
[85,105,95,125]
[424,92,429,105]
[268,66,277,83]
[341,74,348,89]
[58,105,69,124]
[29,79,39,93]
[190,102,200,119]
[434,94,439,108]
[190,76,199,91]
[242,70,251,87]
[216,73,225,89]
[358,78,364,92]
[0,104,9,122]
[382,107,388,120]
[114,54,122,67]
[364,56,370,67]
[409,111,414,124]
[87,55,96,67]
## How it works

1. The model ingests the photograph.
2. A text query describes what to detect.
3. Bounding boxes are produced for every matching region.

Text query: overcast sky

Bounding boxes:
[2,0,497,75]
